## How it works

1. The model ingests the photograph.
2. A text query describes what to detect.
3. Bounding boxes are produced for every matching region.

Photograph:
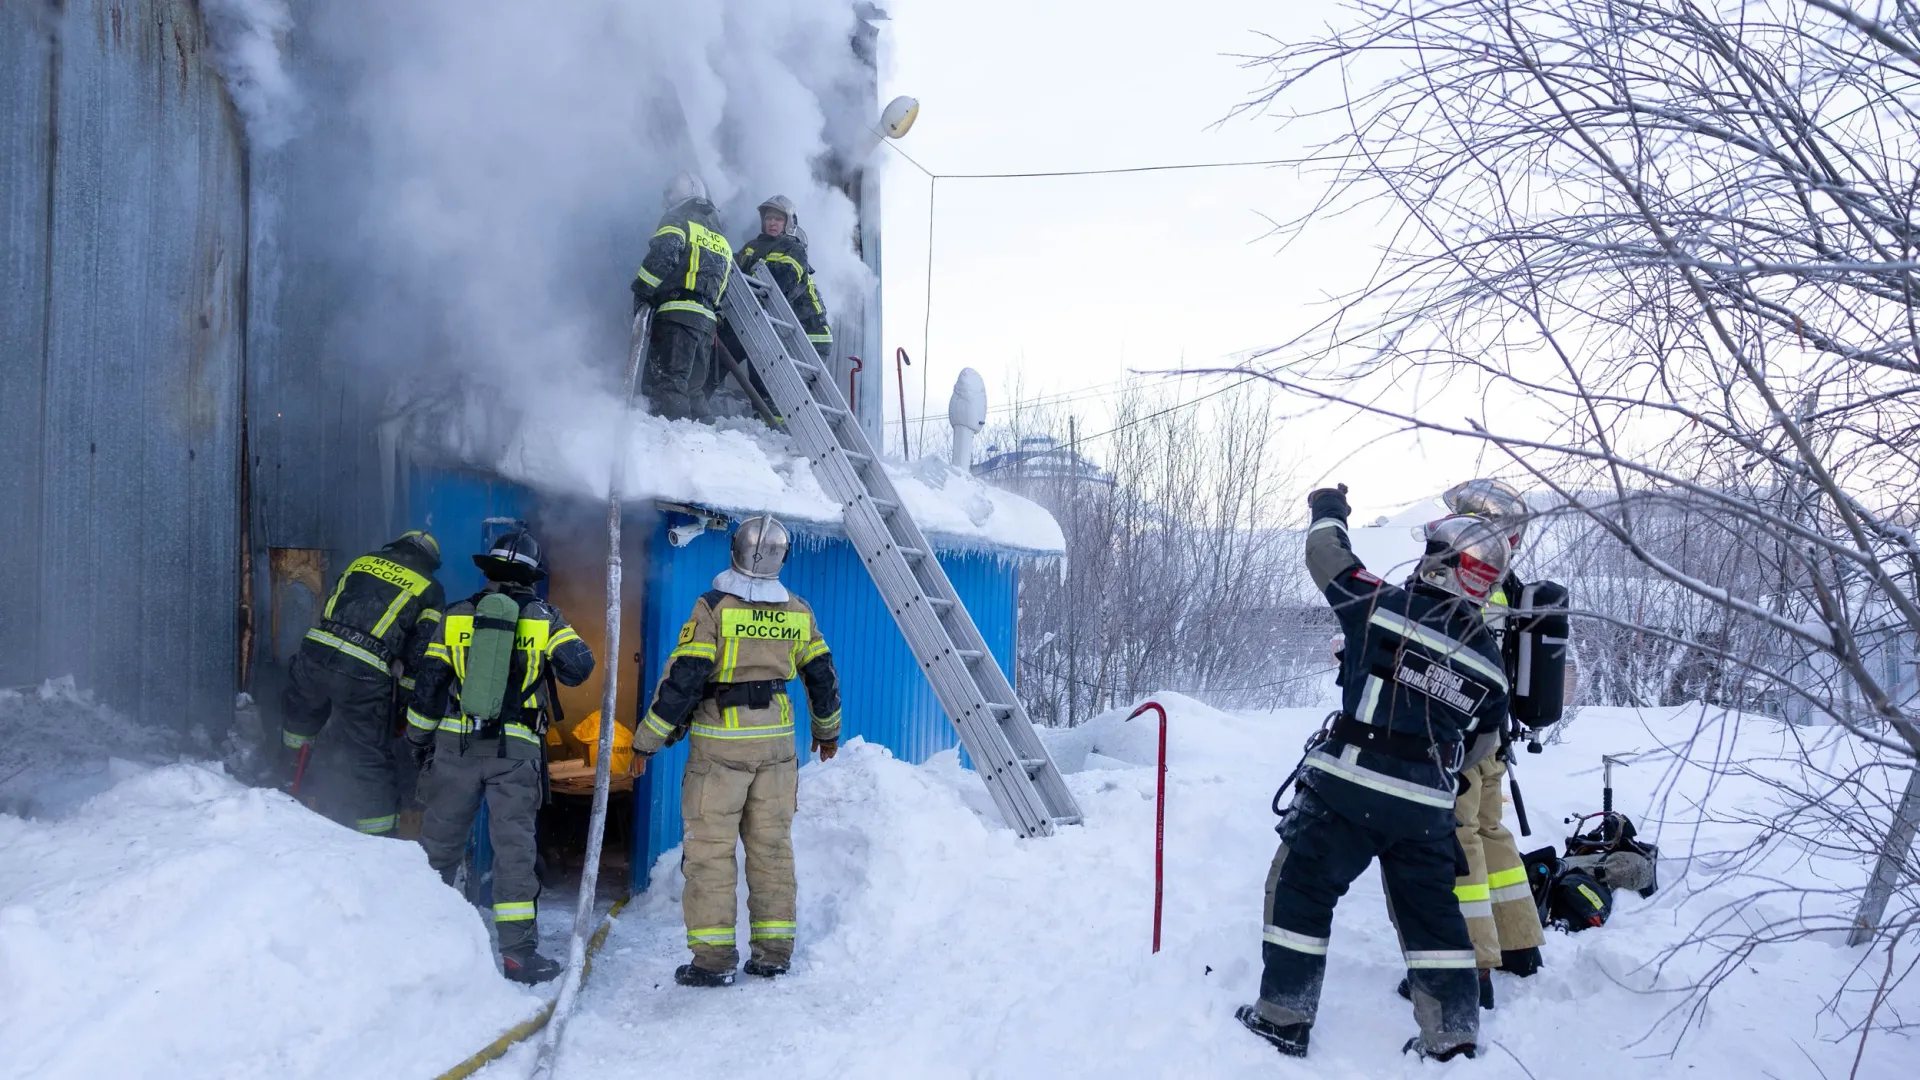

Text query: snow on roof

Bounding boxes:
[449,406,1066,556]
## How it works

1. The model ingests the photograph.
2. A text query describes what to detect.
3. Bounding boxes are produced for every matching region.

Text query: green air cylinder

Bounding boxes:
[1510,580,1570,727]
[461,591,522,723]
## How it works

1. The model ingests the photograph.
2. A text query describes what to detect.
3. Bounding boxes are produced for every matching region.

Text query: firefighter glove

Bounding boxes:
[408,738,434,770]
[813,737,838,761]
[1307,484,1351,521]
[630,752,650,778]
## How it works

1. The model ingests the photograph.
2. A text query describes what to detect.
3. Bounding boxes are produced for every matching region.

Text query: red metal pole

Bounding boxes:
[1128,700,1169,953]
[289,743,314,798]
[895,346,913,460]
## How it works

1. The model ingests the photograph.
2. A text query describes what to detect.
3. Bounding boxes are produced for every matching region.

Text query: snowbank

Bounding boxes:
[435,394,1065,554]
[0,678,184,821]
[530,698,1908,1079]
[0,762,539,1079]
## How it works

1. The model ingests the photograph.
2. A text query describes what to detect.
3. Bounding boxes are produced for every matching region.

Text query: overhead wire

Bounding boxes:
[877,131,1297,454]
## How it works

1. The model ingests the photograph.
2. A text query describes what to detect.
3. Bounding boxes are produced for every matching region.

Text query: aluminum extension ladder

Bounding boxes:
[719,266,1083,837]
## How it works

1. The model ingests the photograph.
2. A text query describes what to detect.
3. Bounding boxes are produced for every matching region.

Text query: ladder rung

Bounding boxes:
[956,649,984,663]
[928,597,953,611]
[897,546,926,559]
[869,497,898,512]
[985,702,1013,713]
[836,448,871,464]
[1019,757,1046,772]
[769,316,799,330]
[1052,815,1084,826]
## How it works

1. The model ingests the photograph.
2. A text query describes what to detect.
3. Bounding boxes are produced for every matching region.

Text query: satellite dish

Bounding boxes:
[881,95,920,139]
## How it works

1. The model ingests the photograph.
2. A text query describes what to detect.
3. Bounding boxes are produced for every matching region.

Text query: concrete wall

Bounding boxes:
[0,0,246,732]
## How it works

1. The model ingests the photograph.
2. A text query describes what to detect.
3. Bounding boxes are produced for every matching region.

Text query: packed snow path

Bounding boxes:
[493,698,1908,1079]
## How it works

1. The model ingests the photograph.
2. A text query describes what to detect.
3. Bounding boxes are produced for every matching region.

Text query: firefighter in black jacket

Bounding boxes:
[281,530,445,837]
[737,195,833,361]
[406,528,595,984]
[1237,485,1510,1062]
[632,171,733,421]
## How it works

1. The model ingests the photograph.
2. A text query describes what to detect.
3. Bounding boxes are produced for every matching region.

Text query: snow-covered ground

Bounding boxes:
[2,688,1909,1078]
[515,697,1909,1079]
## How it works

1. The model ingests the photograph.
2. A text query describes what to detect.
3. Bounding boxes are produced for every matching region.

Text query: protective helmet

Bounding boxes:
[389,530,441,569]
[1415,514,1511,603]
[788,223,809,246]
[1443,477,1529,550]
[473,527,547,584]
[663,170,709,209]
[757,194,797,230]
[731,514,790,580]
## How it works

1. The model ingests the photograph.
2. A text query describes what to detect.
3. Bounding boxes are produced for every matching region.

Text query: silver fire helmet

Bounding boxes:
[732,514,791,580]
[757,194,797,229]
[1443,477,1529,550]
[1416,514,1512,604]
[663,170,709,209]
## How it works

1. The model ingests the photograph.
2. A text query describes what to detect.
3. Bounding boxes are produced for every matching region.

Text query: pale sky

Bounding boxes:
[873,0,1497,518]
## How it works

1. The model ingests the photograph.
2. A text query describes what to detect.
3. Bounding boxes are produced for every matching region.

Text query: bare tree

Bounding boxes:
[1233,0,1920,1060]
[978,383,1330,721]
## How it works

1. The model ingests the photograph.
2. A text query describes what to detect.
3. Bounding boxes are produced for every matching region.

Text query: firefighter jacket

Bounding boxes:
[737,232,832,352]
[635,198,733,329]
[1304,505,1509,840]
[406,584,596,760]
[635,589,841,765]
[298,542,446,687]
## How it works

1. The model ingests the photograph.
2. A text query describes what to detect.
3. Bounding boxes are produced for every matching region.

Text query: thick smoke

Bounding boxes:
[201,0,300,149]
[279,0,874,454]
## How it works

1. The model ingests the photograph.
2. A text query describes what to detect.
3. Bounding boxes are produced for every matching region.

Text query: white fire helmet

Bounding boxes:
[1417,514,1511,603]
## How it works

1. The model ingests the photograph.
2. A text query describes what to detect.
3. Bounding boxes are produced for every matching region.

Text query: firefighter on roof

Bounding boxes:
[406,528,595,985]
[631,514,842,988]
[281,530,445,837]
[632,171,732,421]
[1238,484,1510,1062]
[737,195,833,362]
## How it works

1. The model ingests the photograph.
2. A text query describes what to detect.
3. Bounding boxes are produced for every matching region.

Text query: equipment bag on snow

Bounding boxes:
[461,591,523,725]
[1561,811,1660,898]
[1523,847,1614,931]
[1506,580,1570,727]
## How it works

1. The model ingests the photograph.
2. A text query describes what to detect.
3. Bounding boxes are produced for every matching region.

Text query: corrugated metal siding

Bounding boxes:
[0,4,57,690]
[631,511,1020,890]
[1,1,245,730]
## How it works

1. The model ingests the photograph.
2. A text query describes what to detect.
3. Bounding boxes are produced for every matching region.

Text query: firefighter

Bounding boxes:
[406,528,595,984]
[281,530,446,837]
[1444,478,1549,983]
[632,171,732,422]
[736,195,833,362]
[629,514,841,988]
[1238,484,1510,1062]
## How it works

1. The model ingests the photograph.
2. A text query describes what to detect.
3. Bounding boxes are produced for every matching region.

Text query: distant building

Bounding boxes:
[973,435,1114,488]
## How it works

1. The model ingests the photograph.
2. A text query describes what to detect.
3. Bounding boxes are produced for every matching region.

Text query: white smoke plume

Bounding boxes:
[200,0,300,149]
[282,0,877,449]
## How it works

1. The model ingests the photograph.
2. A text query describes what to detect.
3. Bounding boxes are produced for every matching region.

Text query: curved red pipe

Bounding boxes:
[1127,700,1169,953]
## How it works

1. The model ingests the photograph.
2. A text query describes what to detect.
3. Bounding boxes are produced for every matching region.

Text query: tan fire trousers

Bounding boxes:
[1455,755,1544,966]
[681,749,799,972]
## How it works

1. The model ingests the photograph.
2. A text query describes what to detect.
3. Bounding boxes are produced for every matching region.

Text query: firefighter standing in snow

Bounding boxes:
[1238,485,1510,1062]
[1442,479,1551,987]
[736,195,833,361]
[632,171,732,421]
[281,531,446,837]
[631,514,842,987]
[406,528,595,985]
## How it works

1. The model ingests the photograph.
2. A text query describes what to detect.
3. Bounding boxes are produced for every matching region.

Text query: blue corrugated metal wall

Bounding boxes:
[1,1,247,729]
[631,510,1019,891]
[404,467,533,601]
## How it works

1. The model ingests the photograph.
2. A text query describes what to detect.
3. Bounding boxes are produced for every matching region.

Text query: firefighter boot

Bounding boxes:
[743,958,788,978]
[1404,1036,1478,1061]
[675,963,736,988]
[1236,1005,1310,1058]
[1498,946,1543,977]
[501,947,563,985]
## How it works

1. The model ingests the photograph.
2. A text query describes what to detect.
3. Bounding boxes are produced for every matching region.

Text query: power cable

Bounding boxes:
[878,133,1298,453]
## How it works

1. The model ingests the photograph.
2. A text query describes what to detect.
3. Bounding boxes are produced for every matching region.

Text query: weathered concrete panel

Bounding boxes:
[0,4,58,689]
[19,0,245,730]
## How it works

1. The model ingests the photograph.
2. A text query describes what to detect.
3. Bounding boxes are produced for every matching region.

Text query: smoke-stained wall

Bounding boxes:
[0,0,246,732]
